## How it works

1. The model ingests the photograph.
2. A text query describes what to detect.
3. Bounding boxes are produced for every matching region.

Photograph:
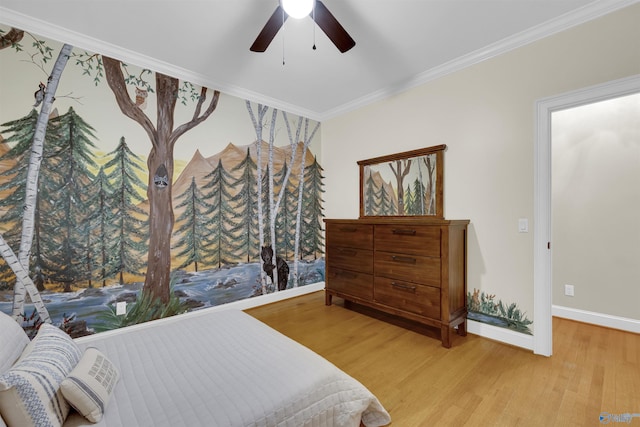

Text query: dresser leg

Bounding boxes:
[441,325,452,348]
[457,319,467,337]
[325,292,333,306]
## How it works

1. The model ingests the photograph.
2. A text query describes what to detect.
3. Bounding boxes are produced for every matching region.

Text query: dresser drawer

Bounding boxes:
[374,251,441,287]
[326,267,373,300]
[374,225,440,257]
[327,247,373,274]
[326,222,373,250]
[374,277,441,319]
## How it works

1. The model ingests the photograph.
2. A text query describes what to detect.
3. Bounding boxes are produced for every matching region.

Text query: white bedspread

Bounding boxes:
[63,309,390,427]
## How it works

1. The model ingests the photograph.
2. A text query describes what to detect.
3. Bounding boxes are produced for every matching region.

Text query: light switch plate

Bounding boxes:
[564,284,574,297]
[518,218,529,233]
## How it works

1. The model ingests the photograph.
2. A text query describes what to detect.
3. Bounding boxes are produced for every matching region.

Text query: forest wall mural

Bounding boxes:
[0,25,324,337]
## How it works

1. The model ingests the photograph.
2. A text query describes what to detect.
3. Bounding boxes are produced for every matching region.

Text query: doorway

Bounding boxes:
[533,74,640,356]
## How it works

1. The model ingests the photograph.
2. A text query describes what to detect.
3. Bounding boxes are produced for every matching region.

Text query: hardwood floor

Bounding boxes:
[246,291,640,427]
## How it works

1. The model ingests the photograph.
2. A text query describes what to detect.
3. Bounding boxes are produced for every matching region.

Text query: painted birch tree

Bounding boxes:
[245,102,269,293]
[291,118,320,287]
[263,109,301,291]
[0,35,73,322]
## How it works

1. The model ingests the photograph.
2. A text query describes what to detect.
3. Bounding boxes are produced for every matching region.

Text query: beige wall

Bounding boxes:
[321,4,640,329]
[552,93,640,320]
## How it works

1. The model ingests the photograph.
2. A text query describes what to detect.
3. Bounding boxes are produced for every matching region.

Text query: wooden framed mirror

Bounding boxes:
[358,144,445,219]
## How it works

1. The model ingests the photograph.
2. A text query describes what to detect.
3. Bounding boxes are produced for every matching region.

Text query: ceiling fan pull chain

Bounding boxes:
[282,6,286,65]
[312,3,317,50]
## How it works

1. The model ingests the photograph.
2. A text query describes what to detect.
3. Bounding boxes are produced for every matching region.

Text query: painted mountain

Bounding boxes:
[171,141,316,212]
[364,168,398,214]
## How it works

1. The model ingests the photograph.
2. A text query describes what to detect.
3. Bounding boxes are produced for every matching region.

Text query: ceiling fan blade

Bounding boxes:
[312,0,355,53]
[250,5,288,52]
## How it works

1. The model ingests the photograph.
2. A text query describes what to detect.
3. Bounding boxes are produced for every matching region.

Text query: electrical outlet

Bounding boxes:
[564,284,574,297]
[116,301,127,315]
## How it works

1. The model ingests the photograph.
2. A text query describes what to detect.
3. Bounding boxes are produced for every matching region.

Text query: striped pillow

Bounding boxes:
[0,311,29,374]
[0,324,81,427]
[60,348,119,423]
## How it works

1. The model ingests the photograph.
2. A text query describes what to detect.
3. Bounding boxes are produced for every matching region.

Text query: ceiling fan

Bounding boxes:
[250,0,356,53]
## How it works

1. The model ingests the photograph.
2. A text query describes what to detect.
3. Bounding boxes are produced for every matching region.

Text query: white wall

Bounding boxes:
[552,93,640,320]
[321,4,640,331]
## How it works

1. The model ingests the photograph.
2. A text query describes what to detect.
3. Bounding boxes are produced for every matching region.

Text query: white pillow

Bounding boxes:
[0,311,29,373]
[61,348,119,423]
[0,323,81,427]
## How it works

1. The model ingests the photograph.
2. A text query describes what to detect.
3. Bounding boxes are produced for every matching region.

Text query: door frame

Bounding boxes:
[533,74,640,356]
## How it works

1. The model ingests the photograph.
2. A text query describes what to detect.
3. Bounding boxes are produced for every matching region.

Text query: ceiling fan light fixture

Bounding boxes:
[281,0,314,19]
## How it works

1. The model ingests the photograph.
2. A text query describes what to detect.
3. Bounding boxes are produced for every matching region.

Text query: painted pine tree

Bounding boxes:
[228,148,260,264]
[364,171,378,216]
[0,109,61,291]
[85,166,115,287]
[103,137,148,285]
[0,110,42,285]
[412,176,426,215]
[378,183,395,216]
[300,157,325,261]
[201,158,238,268]
[403,184,416,215]
[174,177,210,272]
[423,154,436,215]
[41,107,99,289]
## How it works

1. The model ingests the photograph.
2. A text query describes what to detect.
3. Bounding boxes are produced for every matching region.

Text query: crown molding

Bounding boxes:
[1,0,636,122]
[0,7,323,121]
[319,0,639,120]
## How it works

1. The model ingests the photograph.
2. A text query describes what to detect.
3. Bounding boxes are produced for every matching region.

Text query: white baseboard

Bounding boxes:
[220,281,326,311]
[552,305,640,334]
[467,319,535,351]
[75,282,325,343]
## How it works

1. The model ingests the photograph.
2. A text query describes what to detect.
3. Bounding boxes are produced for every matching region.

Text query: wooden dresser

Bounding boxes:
[324,218,469,348]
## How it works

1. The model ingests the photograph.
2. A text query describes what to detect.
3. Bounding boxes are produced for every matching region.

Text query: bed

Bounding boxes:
[0,308,391,427]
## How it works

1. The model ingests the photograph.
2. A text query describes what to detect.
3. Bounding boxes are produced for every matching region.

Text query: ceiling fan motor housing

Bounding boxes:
[251,1,355,53]
[281,0,315,19]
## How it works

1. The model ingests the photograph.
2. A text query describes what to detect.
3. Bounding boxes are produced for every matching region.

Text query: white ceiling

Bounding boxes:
[0,0,634,120]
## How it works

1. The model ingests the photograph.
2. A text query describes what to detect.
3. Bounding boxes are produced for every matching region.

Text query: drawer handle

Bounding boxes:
[337,248,357,256]
[391,282,417,293]
[392,229,416,236]
[338,227,358,232]
[391,255,416,264]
